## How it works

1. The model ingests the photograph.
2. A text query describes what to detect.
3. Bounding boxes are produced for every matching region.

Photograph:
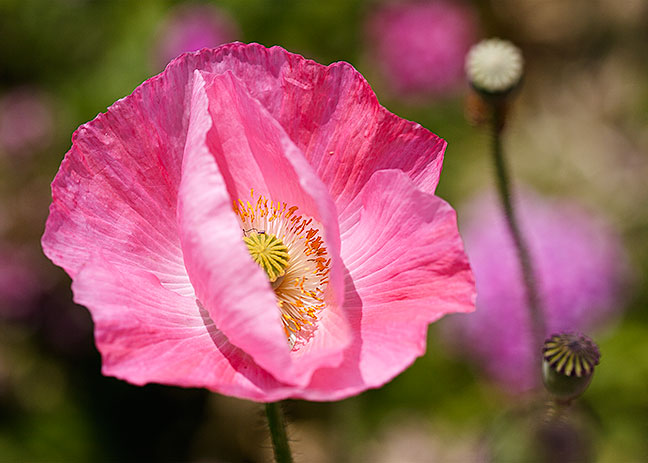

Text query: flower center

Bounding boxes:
[243,232,289,285]
[235,190,330,348]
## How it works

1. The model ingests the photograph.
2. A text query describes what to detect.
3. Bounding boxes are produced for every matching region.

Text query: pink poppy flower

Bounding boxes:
[445,192,629,393]
[42,43,475,401]
[367,1,478,97]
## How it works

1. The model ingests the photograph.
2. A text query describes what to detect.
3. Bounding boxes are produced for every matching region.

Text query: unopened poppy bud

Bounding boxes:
[465,38,523,96]
[542,332,600,402]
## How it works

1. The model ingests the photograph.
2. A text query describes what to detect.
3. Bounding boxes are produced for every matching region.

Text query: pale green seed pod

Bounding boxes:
[465,38,524,96]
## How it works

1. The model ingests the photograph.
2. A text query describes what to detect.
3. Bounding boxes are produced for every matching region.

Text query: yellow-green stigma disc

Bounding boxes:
[243,232,289,282]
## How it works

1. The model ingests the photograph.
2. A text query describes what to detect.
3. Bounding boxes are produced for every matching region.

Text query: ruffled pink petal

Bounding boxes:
[301,169,475,400]
[177,70,349,387]
[269,62,448,214]
[72,259,298,401]
[42,54,196,296]
[198,69,345,306]
[173,44,447,209]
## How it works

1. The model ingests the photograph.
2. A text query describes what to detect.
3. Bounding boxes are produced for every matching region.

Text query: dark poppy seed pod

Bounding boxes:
[542,332,600,402]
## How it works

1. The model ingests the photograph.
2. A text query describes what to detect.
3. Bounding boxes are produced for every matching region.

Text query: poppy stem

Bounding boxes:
[489,102,545,362]
[265,402,294,463]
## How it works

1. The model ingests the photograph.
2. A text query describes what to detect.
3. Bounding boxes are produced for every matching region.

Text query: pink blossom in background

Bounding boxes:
[154,4,239,69]
[42,43,475,402]
[0,246,43,318]
[444,192,629,393]
[367,1,478,97]
[0,88,54,157]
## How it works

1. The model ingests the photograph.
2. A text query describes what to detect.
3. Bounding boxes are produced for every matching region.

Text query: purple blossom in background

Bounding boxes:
[154,3,239,69]
[0,88,54,157]
[366,1,478,97]
[445,191,630,392]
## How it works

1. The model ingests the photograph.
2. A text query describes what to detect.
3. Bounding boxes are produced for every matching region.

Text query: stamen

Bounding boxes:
[235,189,331,348]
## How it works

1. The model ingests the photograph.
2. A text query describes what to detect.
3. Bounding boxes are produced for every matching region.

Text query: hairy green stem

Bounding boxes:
[490,103,545,358]
[265,402,293,463]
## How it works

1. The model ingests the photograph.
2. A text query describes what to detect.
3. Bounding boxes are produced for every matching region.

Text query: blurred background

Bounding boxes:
[1,0,647,461]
